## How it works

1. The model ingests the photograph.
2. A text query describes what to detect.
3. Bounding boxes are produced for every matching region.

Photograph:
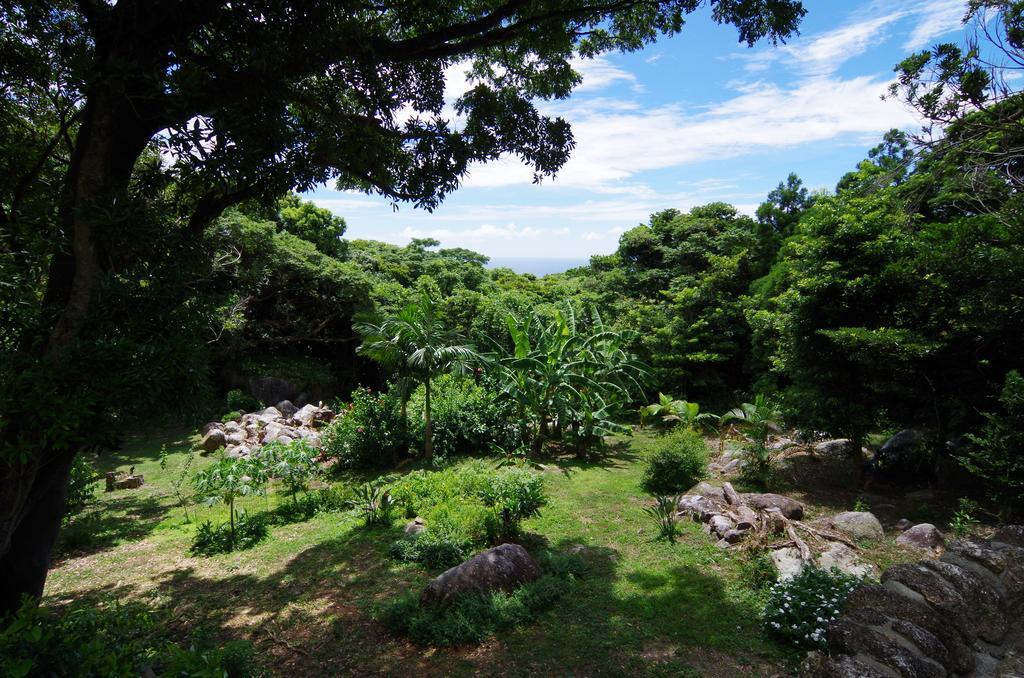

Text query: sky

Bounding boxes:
[305,0,971,261]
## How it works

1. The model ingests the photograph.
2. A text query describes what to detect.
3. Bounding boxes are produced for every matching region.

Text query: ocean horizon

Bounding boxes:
[485,257,589,276]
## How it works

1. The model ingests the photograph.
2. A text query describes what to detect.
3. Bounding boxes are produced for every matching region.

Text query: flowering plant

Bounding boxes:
[762,566,866,649]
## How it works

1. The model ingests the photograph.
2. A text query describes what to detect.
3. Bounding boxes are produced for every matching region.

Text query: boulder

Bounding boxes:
[708,514,734,538]
[816,543,873,578]
[880,428,924,456]
[771,546,805,580]
[255,406,284,424]
[293,404,321,427]
[894,518,914,532]
[741,492,804,520]
[200,429,226,453]
[694,482,725,502]
[677,494,718,521]
[275,400,298,418]
[994,525,1024,548]
[830,511,884,541]
[223,421,241,434]
[420,543,542,608]
[224,432,245,447]
[200,421,223,437]
[896,523,945,554]
[226,444,251,459]
[720,459,741,474]
[813,438,857,458]
[404,517,426,536]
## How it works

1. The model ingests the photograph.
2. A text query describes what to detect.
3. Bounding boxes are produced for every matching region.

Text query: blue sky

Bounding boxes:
[306,0,970,260]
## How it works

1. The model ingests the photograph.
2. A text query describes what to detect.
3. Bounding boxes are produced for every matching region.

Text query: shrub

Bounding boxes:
[381,572,575,646]
[389,462,493,518]
[321,388,409,468]
[390,528,472,570]
[407,375,517,459]
[190,511,268,555]
[222,410,243,423]
[0,596,259,677]
[478,468,547,542]
[225,388,262,414]
[640,427,709,495]
[64,453,99,520]
[762,566,865,650]
[961,370,1024,519]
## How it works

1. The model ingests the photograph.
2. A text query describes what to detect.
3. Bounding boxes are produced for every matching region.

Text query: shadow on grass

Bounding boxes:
[55,494,172,560]
[53,523,779,676]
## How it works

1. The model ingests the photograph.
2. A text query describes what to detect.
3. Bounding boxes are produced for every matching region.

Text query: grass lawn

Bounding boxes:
[44,428,927,676]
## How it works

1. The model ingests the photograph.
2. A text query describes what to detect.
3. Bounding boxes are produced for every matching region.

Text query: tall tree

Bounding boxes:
[356,294,481,460]
[0,0,804,613]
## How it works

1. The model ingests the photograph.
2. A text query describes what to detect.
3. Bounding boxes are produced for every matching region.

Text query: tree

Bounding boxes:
[754,173,813,272]
[356,293,481,460]
[192,456,267,544]
[0,0,804,614]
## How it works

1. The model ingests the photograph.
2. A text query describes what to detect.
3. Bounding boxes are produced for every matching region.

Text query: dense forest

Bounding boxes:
[3,0,1024,675]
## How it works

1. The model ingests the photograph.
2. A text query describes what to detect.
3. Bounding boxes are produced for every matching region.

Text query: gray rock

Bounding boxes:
[742,492,804,519]
[896,523,945,554]
[895,518,914,531]
[200,421,223,436]
[200,429,226,453]
[420,543,542,608]
[994,525,1024,548]
[831,511,884,541]
[880,428,925,456]
[830,617,946,678]
[404,517,426,536]
[293,404,321,426]
[920,558,1007,643]
[720,458,741,474]
[772,546,805,580]
[694,482,725,502]
[255,406,283,424]
[814,438,857,458]
[677,494,717,520]
[817,543,873,578]
[223,421,241,433]
[224,432,245,447]
[801,651,893,678]
[226,444,251,459]
[708,514,734,538]
[275,400,298,418]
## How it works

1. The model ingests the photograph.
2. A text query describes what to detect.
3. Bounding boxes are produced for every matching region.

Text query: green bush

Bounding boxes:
[381,572,575,646]
[350,482,396,526]
[407,375,517,459]
[190,511,268,555]
[961,370,1024,519]
[221,410,243,423]
[390,528,472,570]
[321,388,410,468]
[64,453,99,520]
[389,462,493,518]
[225,388,262,414]
[640,427,709,495]
[762,566,865,650]
[478,468,547,542]
[258,439,321,505]
[0,597,259,677]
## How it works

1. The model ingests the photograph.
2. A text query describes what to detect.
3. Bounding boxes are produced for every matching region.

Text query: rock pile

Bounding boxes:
[677,482,874,579]
[802,526,1024,677]
[199,400,335,458]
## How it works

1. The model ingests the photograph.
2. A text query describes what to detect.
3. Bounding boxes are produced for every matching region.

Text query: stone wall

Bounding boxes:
[802,526,1024,677]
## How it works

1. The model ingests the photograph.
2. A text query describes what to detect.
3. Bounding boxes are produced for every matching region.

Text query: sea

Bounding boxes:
[486,257,590,276]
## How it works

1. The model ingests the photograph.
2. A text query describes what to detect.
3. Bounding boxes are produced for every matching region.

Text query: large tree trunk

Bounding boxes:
[0,86,156,616]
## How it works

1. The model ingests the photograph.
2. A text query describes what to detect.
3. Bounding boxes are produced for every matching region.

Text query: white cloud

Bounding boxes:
[786,14,903,75]
[571,55,642,92]
[395,223,569,243]
[903,0,967,50]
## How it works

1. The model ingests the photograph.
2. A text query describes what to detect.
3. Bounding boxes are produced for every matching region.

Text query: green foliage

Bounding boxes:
[390,528,472,571]
[950,497,980,536]
[721,395,782,488]
[0,596,258,677]
[389,462,494,518]
[478,468,548,542]
[739,549,778,593]
[225,389,261,414]
[64,454,99,520]
[640,393,717,430]
[381,572,576,646]
[490,304,647,456]
[221,411,243,423]
[640,427,710,495]
[762,567,865,650]
[321,388,410,468]
[190,511,269,556]
[407,375,516,460]
[351,483,396,527]
[961,370,1024,518]
[192,456,267,544]
[642,495,682,543]
[258,439,321,504]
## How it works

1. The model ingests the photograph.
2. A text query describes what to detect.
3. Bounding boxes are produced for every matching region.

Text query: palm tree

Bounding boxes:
[356,293,481,460]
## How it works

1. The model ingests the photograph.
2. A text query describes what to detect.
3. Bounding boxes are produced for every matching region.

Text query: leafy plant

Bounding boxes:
[321,388,410,468]
[356,292,483,460]
[221,410,243,423]
[381,572,576,646]
[351,482,396,526]
[390,528,472,570]
[192,456,267,544]
[950,497,980,536]
[190,510,268,556]
[762,566,865,650]
[640,427,709,495]
[642,495,682,543]
[407,374,516,460]
[259,439,320,506]
[852,496,870,513]
[160,444,196,523]
[225,388,262,414]
[490,442,545,470]
[64,453,99,521]
[640,393,717,430]
[478,468,547,542]
[720,394,782,488]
